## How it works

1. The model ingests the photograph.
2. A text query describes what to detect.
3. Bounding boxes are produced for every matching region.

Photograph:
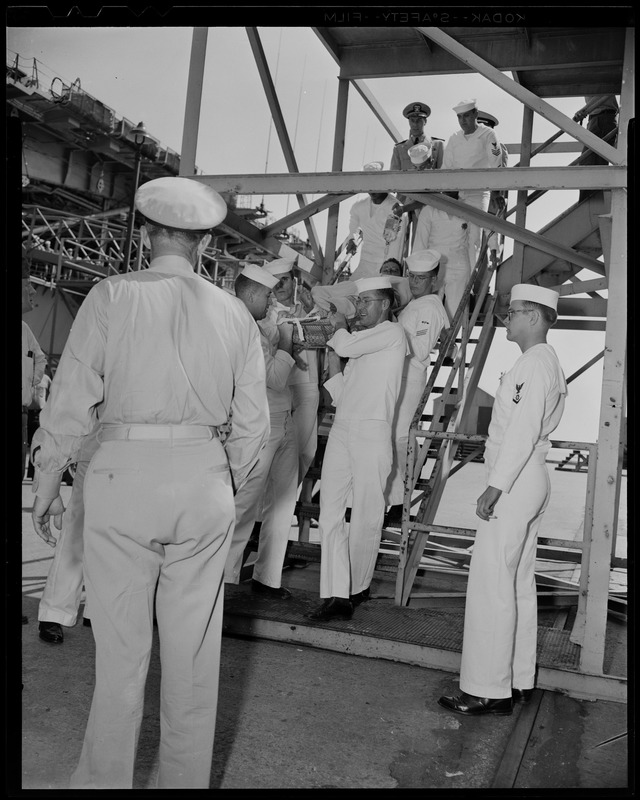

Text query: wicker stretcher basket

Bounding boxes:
[289,317,335,348]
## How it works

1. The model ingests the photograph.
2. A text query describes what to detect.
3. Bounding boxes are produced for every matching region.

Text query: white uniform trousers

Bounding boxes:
[460,452,551,699]
[225,411,298,588]
[291,381,319,485]
[440,251,473,324]
[385,376,426,506]
[318,419,392,598]
[70,436,235,789]
[38,458,90,626]
[458,190,490,269]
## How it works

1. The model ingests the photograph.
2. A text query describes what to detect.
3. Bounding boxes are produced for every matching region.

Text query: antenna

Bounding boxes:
[262,27,284,208]
[285,53,307,216]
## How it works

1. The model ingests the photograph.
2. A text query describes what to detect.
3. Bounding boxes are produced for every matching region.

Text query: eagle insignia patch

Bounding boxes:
[513,382,524,404]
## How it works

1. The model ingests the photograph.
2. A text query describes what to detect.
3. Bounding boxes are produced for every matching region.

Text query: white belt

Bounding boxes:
[100,424,219,441]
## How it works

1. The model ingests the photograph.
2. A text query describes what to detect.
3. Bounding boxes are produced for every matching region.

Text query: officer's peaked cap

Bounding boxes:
[135,177,227,232]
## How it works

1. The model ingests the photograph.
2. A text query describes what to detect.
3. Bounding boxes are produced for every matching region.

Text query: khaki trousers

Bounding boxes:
[70,436,234,789]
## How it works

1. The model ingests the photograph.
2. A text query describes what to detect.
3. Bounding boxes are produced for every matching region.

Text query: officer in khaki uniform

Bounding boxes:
[390,102,444,174]
[31,177,270,788]
[439,284,567,716]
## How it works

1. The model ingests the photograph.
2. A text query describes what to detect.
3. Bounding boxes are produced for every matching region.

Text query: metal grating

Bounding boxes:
[224,585,581,671]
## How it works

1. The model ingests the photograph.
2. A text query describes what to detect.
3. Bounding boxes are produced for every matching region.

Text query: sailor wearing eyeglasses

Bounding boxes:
[439,284,567,717]
[306,275,408,622]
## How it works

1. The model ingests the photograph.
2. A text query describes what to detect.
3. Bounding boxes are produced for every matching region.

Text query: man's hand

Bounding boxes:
[476,486,502,522]
[297,285,314,312]
[327,311,348,332]
[345,239,358,256]
[277,320,294,355]
[32,494,65,547]
[292,344,309,370]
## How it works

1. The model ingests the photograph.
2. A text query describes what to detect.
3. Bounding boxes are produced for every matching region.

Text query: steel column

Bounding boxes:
[576,189,626,673]
[512,105,534,282]
[323,77,349,283]
[180,27,208,177]
[245,27,323,264]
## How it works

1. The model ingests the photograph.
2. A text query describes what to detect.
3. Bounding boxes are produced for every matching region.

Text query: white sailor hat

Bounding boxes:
[453,99,477,114]
[405,249,441,273]
[476,110,499,127]
[408,140,433,164]
[363,160,384,171]
[403,102,431,119]
[240,263,279,289]
[264,258,295,276]
[135,177,227,231]
[510,283,559,311]
[355,276,393,292]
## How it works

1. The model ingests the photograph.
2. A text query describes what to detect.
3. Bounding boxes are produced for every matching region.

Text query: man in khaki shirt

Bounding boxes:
[31,177,269,789]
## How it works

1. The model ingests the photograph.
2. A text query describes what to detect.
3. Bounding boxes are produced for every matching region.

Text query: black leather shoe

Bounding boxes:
[384,505,404,527]
[283,557,309,570]
[512,688,534,704]
[350,587,371,607]
[82,618,92,628]
[306,597,353,621]
[438,691,513,716]
[251,579,292,600]
[38,621,64,644]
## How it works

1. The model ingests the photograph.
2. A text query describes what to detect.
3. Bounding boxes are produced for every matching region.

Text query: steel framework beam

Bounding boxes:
[416,27,620,165]
[245,27,324,264]
[192,165,626,195]
[179,27,208,178]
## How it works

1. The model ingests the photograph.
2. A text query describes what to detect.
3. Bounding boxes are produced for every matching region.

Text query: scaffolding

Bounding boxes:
[181,26,629,699]
[14,25,629,701]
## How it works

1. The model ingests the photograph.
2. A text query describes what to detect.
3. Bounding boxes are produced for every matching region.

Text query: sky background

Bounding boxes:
[7,24,617,446]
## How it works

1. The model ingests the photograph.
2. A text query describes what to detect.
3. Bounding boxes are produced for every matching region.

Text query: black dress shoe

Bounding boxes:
[82,618,92,628]
[349,587,371,607]
[306,597,353,621]
[512,688,534,704]
[283,557,309,570]
[384,505,404,527]
[38,621,64,644]
[437,691,513,716]
[251,579,292,600]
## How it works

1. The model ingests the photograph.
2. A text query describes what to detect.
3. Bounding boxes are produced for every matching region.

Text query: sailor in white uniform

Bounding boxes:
[439,284,567,716]
[306,276,407,621]
[224,264,299,598]
[385,250,449,517]
[413,197,471,324]
[347,161,407,280]
[442,99,503,269]
[264,257,320,485]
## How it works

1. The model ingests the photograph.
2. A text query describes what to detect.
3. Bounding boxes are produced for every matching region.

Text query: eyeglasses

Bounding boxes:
[505,308,533,320]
